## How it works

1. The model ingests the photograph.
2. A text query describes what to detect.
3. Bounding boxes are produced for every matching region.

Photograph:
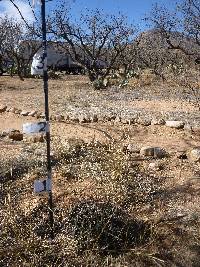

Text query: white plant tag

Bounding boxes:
[34,178,52,194]
[23,121,48,134]
[31,52,47,75]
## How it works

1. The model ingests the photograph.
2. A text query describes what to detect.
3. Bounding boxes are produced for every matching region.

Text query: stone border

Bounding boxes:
[1,104,200,163]
[0,104,193,131]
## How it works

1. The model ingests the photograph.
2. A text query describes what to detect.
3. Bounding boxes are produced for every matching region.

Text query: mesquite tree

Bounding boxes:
[49,7,136,88]
[147,1,200,64]
[0,16,40,79]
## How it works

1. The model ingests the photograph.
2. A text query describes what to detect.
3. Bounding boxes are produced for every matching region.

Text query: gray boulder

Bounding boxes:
[187,148,200,162]
[140,146,167,158]
[166,120,185,129]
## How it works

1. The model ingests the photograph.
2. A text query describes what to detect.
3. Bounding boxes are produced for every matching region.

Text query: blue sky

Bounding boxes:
[69,0,178,28]
[0,0,180,30]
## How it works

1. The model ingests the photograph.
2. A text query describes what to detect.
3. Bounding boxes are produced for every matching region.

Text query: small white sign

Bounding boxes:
[34,179,52,194]
[23,121,49,134]
[31,52,47,75]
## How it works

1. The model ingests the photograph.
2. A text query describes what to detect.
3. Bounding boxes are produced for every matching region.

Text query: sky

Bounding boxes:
[0,0,180,29]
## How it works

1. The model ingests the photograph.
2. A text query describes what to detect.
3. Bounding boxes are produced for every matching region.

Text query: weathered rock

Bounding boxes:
[27,134,46,143]
[39,113,46,119]
[166,120,185,129]
[2,128,16,135]
[108,114,117,121]
[5,107,10,112]
[36,112,42,119]
[14,109,22,114]
[28,110,38,117]
[90,114,98,123]
[191,125,200,135]
[55,114,64,122]
[0,105,7,113]
[9,107,17,113]
[9,130,23,141]
[79,114,91,123]
[184,124,193,133]
[151,118,165,125]
[148,162,161,171]
[70,114,79,123]
[187,148,200,162]
[126,144,140,153]
[140,146,167,158]
[121,116,135,125]
[21,110,29,116]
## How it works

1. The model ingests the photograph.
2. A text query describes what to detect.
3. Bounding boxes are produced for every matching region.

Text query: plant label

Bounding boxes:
[34,178,52,194]
[23,121,49,134]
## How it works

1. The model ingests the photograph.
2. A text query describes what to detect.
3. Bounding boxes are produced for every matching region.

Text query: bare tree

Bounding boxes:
[0,16,40,79]
[49,8,136,88]
[147,1,200,64]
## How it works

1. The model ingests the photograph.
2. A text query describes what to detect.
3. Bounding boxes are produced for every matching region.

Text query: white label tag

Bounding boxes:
[23,122,48,134]
[34,178,52,194]
[31,52,47,75]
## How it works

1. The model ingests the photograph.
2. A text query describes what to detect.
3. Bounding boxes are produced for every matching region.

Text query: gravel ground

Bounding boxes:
[1,76,200,125]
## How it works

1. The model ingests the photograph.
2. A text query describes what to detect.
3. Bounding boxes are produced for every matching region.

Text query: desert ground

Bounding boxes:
[1,75,200,266]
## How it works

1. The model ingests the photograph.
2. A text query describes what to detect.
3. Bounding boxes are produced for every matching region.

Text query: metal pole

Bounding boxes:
[41,0,54,239]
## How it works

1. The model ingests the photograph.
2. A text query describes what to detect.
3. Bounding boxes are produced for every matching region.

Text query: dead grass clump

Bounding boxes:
[1,140,200,266]
[128,69,159,88]
[54,141,163,207]
[67,200,150,255]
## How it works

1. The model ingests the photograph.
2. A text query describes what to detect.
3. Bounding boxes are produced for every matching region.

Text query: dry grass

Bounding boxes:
[0,140,200,266]
[1,72,200,266]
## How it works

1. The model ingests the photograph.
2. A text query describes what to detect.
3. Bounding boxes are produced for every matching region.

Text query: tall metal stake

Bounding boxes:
[41,0,54,239]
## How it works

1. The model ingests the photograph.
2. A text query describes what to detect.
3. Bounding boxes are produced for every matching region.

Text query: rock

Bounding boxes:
[191,125,200,135]
[79,114,91,123]
[166,120,185,129]
[27,134,46,143]
[28,110,38,117]
[9,107,17,113]
[8,130,23,141]
[137,117,151,126]
[0,105,7,113]
[6,107,11,112]
[148,162,161,171]
[140,146,167,158]
[121,116,135,125]
[2,128,18,137]
[184,124,193,133]
[50,114,56,120]
[55,114,64,122]
[0,132,6,137]
[70,114,79,123]
[187,148,200,162]
[90,114,98,123]
[14,109,22,114]
[39,113,46,119]
[126,144,140,153]
[108,114,117,121]
[20,110,29,116]
[36,112,42,119]
[151,118,165,125]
